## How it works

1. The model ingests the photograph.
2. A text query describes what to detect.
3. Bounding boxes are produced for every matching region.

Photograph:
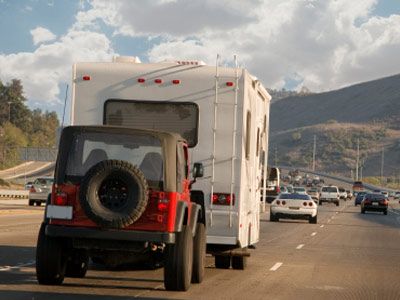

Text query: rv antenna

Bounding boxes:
[61,84,69,128]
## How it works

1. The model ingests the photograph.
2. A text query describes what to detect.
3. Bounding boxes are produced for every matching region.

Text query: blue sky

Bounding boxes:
[0,0,399,120]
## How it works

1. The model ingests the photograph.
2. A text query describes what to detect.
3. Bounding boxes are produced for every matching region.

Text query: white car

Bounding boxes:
[270,193,318,224]
[293,186,307,194]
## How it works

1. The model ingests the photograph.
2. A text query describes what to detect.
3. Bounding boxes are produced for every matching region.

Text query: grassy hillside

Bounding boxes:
[269,74,400,178]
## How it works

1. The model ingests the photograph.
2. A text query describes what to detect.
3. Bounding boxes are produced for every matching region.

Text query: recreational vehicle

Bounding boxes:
[70,56,271,268]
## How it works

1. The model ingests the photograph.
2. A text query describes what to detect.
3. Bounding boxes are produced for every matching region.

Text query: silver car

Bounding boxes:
[28,177,54,206]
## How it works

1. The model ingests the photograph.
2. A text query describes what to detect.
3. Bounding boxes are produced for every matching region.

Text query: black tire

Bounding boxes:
[29,200,34,206]
[191,223,206,284]
[384,210,388,215]
[335,201,339,207]
[309,215,317,224]
[361,209,365,214]
[36,201,41,206]
[319,201,322,205]
[36,223,66,285]
[270,213,278,222]
[65,249,89,278]
[164,225,193,291]
[79,160,148,229]
[215,255,230,269]
[232,256,247,270]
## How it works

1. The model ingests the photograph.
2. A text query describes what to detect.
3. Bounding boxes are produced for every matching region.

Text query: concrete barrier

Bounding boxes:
[0,189,29,199]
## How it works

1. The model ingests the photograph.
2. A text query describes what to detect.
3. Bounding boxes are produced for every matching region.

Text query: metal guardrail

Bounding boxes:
[0,189,29,199]
[278,166,397,192]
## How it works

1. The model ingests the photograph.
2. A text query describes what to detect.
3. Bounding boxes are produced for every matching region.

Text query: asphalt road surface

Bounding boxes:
[0,199,399,300]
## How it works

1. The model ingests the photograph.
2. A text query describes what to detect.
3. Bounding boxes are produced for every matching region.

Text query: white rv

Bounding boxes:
[70,56,271,268]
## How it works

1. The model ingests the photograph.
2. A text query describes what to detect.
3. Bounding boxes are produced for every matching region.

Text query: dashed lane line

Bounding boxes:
[311,232,317,236]
[296,244,305,249]
[0,261,35,272]
[270,262,283,271]
[320,225,325,228]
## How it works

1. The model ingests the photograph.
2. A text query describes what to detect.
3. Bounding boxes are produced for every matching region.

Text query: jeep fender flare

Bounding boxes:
[174,202,202,236]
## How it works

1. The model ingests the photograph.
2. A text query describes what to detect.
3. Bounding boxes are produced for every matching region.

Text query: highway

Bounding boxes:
[0,198,399,299]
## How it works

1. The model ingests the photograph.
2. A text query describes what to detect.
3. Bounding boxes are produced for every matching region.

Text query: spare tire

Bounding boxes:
[79,160,148,229]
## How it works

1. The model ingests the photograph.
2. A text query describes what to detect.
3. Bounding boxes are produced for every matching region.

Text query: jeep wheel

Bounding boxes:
[65,249,89,278]
[232,256,247,270]
[164,225,193,291]
[29,200,34,206]
[215,255,231,269]
[192,223,206,283]
[36,223,66,285]
[79,160,148,229]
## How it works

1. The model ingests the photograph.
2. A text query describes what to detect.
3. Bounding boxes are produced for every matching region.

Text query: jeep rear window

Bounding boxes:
[104,100,198,147]
[65,132,164,188]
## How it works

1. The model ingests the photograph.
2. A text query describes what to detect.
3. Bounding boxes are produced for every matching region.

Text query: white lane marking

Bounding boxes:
[320,225,325,228]
[311,232,317,236]
[335,212,338,214]
[296,244,305,249]
[327,219,331,223]
[270,262,283,271]
[0,261,35,272]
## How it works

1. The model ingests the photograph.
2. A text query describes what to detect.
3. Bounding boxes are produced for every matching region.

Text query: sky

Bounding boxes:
[0,0,399,121]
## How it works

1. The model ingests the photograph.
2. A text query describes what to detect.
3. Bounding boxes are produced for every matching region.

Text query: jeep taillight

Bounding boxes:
[150,191,169,212]
[54,193,68,206]
[212,193,235,205]
[276,186,280,193]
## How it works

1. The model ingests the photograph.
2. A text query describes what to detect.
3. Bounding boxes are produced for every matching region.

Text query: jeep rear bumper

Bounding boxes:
[45,224,176,244]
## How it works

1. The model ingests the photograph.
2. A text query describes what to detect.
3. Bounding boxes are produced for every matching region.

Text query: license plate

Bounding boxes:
[372,202,378,206]
[289,206,300,210]
[46,205,73,220]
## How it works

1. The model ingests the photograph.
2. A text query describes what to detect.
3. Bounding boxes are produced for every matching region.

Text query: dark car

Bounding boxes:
[361,193,388,215]
[354,191,367,206]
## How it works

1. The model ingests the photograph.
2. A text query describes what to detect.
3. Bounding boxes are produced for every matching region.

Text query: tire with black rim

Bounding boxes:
[36,223,67,285]
[191,223,206,283]
[164,225,193,291]
[79,160,148,229]
[65,249,89,278]
[215,255,231,269]
[232,256,247,270]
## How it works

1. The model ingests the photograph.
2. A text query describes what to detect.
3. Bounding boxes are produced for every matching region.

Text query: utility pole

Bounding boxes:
[356,138,360,181]
[274,146,278,167]
[381,147,384,184]
[312,135,316,171]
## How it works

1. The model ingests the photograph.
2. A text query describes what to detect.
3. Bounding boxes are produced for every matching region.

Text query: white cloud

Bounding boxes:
[30,26,57,45]
[1,0,400,114]
[0,30,115,104]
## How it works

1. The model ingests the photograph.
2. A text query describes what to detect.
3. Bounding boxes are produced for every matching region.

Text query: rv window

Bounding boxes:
[245,111,251,160]
[104,100,199,147]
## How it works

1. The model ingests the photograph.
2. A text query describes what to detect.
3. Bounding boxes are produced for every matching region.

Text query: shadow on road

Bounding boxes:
[0,290,170,300]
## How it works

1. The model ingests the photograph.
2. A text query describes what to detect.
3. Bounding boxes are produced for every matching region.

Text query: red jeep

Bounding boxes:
[36,126,205,291]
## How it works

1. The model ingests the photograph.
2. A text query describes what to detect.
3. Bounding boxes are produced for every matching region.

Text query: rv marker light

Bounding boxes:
[226,81,234,87]
[82,75,91,81]
[154,79,163,84]
[172,79,180,84]
[138,78,145,83]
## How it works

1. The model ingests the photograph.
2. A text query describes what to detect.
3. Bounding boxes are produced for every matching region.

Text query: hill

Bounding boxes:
[269,74,400,178]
